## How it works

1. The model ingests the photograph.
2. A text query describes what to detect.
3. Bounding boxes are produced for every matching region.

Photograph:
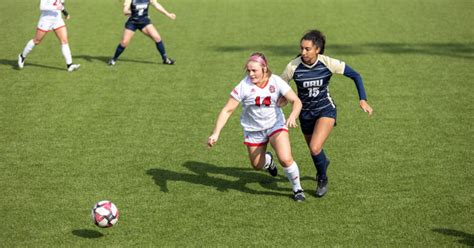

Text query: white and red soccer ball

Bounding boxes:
[91,200,119,228]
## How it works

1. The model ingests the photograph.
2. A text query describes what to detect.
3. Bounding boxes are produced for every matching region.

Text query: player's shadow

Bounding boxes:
[0,59,64,71]
[75,55,157,65]
[432,228,474,246]
[147,161,313,198]
[211,42,473,60]
[71,229,104,239]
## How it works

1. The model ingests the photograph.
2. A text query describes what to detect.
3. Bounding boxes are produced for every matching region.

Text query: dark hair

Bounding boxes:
[301,29,326,54]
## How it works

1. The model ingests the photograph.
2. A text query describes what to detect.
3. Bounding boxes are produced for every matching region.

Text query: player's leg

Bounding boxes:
[304,117,335,197]
[54,26,79,71]
[269,130,305,201]
[142,24,174,65]
[18,29,48,68]
[244,131,276,176]
[109,28,136,65]
[246,144,270,171]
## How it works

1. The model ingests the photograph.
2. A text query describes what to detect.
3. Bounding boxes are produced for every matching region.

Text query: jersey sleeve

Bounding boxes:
[230,81,244,102]
[318,55,346,74]
[280,57,301,83]
[274,75,292,96]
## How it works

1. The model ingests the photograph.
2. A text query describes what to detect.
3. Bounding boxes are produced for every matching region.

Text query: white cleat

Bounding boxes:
[67,64,80,72]
[18,54,25,69]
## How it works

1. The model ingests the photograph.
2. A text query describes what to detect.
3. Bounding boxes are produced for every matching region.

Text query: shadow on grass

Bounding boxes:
[75,55,157,65]
[211,42,474,60]
[0,59,64,71]
[72,229,104,239]
[432,228,474,246]
[146,161,314,198]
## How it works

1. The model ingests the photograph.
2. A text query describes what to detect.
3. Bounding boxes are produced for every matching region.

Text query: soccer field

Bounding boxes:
[1,0,473,246]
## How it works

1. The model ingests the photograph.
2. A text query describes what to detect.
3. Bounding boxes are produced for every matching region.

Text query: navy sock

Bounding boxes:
[311,150,328,180]
[155,41,167,60]
[113,44,126,60]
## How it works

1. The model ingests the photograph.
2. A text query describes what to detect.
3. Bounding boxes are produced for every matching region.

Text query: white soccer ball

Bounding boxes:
[91,200,119,228]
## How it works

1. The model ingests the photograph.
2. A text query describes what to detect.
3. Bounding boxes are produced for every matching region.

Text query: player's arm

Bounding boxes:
[207,97,240,148]
[123,0,132,16]
[150,0,176,20]
[343,65,373,116]
[61,1,70,20]
[282,89,302,128]
[277,61,297,107]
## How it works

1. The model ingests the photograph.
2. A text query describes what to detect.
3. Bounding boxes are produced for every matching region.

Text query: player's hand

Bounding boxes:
[359,100,373,116]
[286,117,298,128]
[168,13,176,20]
[65,15,71,20]
[124,11,131,16]
[277,96,288,107]
[207,134,219,148]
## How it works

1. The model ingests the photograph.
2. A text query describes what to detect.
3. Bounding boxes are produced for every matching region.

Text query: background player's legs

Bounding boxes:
[269,131,303,195]
[304,117,335,197]
[142,24,174,64]
[18,29,48,68]
[109,29,135,65]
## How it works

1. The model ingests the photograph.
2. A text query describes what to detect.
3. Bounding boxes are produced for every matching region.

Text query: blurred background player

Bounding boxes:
[108,0,176,66]
[18,0,80,72]
[208,52,306,202]
[281,29,373,197]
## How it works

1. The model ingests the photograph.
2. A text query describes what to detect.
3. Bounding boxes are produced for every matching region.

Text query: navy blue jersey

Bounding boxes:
[130,0,150,21]
[281,55,346,113]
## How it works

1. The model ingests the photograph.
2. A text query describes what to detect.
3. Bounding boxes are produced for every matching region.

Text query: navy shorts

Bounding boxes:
[125,18,151,31]
[299,105,337,135]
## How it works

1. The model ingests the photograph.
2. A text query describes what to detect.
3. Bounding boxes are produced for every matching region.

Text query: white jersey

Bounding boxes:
[230,74,292,132]
[38,0,65,31]
[40,0,64,17]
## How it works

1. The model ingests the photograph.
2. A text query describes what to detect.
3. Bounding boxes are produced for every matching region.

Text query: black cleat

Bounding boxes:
[163,57,175,65]
[265,152,277,177]
[293,189,306,202]
[315,176,328,197]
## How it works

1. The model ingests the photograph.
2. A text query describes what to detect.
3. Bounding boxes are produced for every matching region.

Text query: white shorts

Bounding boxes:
[37,16,65,32]
[243,121,288,147]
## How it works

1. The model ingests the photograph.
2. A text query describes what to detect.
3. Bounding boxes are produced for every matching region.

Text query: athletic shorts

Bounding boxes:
[299,105,337,135]
[125,17,151,31]
[243,120,288,147]
[37,16,65,32]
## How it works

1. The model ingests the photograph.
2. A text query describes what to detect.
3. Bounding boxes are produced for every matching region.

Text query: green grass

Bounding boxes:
[1,0,473,246]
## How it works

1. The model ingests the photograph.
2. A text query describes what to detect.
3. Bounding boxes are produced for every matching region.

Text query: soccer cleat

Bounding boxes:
[67,64,80,72]
[108,59,116,66]
[315,176,328,197]
[18,54,25,69]
[293,189,306,202]
[265,152,278,177]
[163,57,175,65]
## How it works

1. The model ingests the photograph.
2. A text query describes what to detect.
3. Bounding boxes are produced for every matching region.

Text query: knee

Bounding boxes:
[309,145,323,156]
[279,157,294,168]
[250,159,265,170]
[120,41,129,47]
[60,39,68,45]
[33,39,42,45]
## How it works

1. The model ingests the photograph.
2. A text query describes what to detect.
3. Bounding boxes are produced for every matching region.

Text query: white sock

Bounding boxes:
[283,161,302,192]
[61,43,73,65]
[22,39,35,58]
[263,153,272,169]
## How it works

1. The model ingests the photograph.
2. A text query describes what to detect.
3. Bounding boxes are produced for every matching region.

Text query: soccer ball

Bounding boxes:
[91,200,119,228]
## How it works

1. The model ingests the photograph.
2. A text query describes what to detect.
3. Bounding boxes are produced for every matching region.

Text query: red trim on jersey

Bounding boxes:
[243,141,268,147]
[53,25,65,31]
[37,27,49,33]
[268,128,288,138]
[255,79,269,89]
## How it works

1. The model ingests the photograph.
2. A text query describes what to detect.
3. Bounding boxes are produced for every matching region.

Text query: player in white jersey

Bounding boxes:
[17,0,80,72]
[207,53,306,201]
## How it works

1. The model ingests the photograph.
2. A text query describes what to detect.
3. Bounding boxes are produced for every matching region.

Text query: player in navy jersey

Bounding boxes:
[281,29,373,197]
[108,0,176,66]
[208,53,306,201]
